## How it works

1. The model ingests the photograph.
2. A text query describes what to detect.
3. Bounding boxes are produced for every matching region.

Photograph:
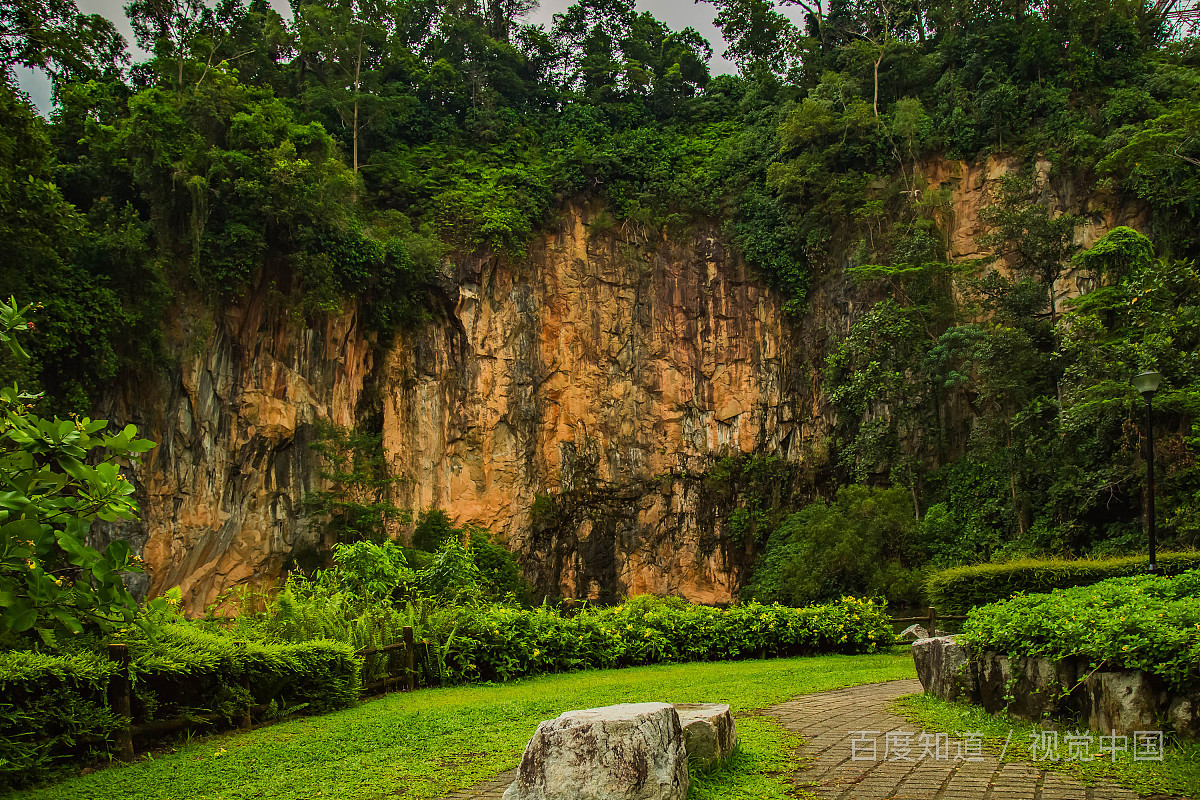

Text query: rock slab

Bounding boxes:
[912,635,978,703]
[502,702,689,800]
[914,641,1200,738]
[673,703,736,769]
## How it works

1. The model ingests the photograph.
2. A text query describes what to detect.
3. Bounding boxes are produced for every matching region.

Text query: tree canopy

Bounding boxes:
[1,0,1199,574]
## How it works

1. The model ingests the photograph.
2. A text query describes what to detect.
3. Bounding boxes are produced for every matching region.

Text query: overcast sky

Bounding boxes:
[16,0,809,113]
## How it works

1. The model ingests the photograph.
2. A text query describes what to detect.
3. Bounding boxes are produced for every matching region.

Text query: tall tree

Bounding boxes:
[125,0,214,90]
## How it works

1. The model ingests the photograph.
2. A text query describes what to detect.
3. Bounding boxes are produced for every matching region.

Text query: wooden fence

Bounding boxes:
[889,606,968,636]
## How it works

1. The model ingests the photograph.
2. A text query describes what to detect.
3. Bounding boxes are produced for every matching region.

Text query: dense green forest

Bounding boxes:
[2,0,1199,600]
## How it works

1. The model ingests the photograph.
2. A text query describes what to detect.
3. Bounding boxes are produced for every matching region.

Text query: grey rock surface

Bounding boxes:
[976,654,1082,720]
[1168,695,1200,739]
[912,635,978,703]
[502,702,688,800]
[1080,671,1166,736]
[673,703,736,769]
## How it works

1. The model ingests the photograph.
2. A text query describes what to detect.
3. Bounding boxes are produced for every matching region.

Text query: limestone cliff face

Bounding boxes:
[98,293,376,612]
[379,208,805,606]
[105,159,1146,614]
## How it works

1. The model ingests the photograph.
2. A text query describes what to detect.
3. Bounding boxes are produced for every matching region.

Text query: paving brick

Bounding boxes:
[765,679,1177,800]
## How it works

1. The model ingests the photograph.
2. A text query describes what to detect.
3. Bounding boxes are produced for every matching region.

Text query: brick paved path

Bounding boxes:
[769,679,1145,800]
[440,680,1160,800]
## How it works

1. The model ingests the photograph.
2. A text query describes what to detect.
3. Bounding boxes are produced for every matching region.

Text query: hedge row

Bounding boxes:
[961,569,1200,692]
[437,596,892,683]
[0,625,358,791]
[0,596,892,789]
[925,551,1200,612]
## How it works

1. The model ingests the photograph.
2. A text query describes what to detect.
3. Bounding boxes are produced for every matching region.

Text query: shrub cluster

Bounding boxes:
[925,552,1200,612]
[0,626,358,791]
[744,485,925,608]
[960,570,1200,693]
[0,649,120,787]
[435,596,892,684]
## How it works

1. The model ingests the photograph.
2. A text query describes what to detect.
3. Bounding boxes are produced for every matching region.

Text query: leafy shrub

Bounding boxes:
[961,570,1200,693]
[434,595,891,684]
[926,551,1200,612]
[329,539,415,602]
[412,508,457,552]
[0,649,120,790]
[0,298,156,643]
[418,541,482,602]
[469,529,531,602]
[0,626,358,790]
[743,485,924,607]
[125,624,359,719]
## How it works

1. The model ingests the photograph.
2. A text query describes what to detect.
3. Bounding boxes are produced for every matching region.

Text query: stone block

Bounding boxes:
[1080,671,1166,737]
[912,635,978,703]
[502,703,689,800]
[673,703,736,770]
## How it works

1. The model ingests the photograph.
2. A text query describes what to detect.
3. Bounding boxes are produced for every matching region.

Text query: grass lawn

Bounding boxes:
[9,651,914,800]
[893,694,1200,799]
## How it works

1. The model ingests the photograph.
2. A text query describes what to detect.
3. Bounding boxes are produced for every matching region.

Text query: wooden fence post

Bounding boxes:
[403,626,416,691]
[927,606,938,637]
[107,643,135,762]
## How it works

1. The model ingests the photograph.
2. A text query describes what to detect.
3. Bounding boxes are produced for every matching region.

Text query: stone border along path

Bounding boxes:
[438,679,1176,800]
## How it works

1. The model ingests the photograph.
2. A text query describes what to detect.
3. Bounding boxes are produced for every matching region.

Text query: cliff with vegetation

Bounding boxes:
[103,157,1145,613]
[3,0,1199,613]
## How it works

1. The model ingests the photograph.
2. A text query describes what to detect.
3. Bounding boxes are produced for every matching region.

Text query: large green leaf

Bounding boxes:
[3,602,38,633]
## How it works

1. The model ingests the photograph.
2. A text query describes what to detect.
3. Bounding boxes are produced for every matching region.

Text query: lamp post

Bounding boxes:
[1132,370,1162,575]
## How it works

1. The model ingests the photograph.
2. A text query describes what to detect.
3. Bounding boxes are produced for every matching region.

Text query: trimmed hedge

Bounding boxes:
[127,624,359,721]
[438,596,892,683]
[0,650,121,786]
[0,595,891,788]
[0,626,358,791]
[925,551,1200,612]
[961,569,1200,693]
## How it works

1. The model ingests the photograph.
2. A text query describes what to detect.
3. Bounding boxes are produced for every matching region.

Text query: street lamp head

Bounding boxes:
[1133,370,1162,398]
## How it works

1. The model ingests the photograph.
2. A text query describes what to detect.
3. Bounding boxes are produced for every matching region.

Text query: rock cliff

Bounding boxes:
[101,157,1146,614]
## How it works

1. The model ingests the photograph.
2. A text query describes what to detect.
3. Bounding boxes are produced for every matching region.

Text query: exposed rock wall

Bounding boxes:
[98,291,376,612]
[380,207,807,605]
[105,158,1147,614]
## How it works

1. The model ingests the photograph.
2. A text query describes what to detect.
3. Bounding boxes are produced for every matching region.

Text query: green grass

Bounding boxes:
[10,652,914,800]
[892,694,1200,798]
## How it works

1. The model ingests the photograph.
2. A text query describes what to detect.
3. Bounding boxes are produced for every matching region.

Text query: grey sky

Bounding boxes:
[15,0,803,112]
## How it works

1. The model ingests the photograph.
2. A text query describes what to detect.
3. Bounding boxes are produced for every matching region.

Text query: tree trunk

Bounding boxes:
[352,26,363,203]
[1006,409,1026,537]
[873,51,882,116]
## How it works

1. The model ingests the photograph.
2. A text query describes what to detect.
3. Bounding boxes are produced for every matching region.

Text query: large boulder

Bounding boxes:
[976,654,1083,720]
[673,703,736,770]
[1168,695,1200,739]
[1079,671,1166,736]
[502,703,689,800]
[912,636,978,703]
